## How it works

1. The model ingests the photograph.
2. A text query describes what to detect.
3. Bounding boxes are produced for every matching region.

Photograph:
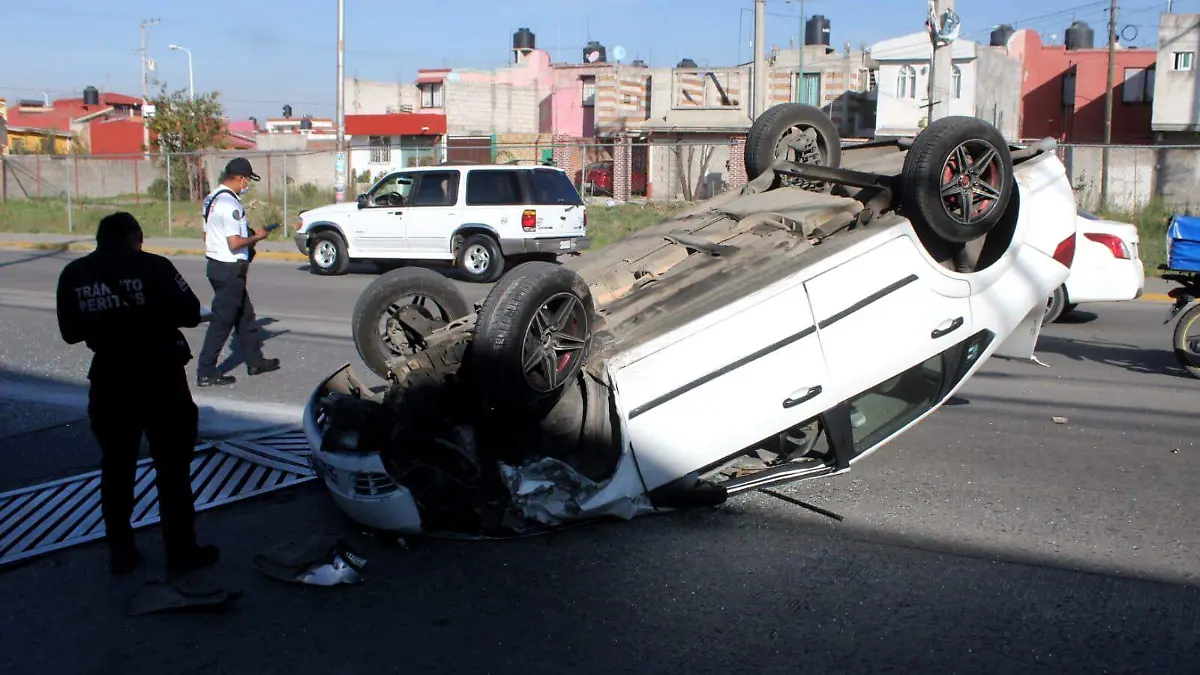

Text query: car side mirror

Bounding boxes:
[356,194,368,209]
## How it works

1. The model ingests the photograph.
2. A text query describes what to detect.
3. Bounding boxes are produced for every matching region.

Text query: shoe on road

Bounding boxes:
[197,374,236,388]
[247,358,280,376]
[166,544,220,577]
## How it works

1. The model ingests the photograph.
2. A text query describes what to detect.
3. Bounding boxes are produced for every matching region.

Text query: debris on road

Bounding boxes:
[1053,417,1069,425]
[253,533,368,586]
[128,579,242,616]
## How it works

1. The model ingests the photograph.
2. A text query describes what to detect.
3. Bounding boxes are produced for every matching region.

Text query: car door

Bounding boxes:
[614,277,835,492]
[352,171,415,255]
[524,168,586,245]
[803,231,973,404]
[402,170,462,257]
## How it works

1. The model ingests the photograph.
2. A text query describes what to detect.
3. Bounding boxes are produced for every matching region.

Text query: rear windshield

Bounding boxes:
[528,168,583,206]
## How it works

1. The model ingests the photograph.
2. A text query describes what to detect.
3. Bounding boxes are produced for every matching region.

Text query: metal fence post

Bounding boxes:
[166,150,173,237]
[66,151,74,234]
[283,152,289,237]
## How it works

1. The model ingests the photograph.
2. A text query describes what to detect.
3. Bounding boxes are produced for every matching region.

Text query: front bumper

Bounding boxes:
[302,364,424,534]
[294,232,310,255]
[499,235,591,257]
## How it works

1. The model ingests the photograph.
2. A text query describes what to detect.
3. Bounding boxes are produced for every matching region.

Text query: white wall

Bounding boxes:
[1152,14,1200,132]
[344,78,421,115]
[874,59,979,136]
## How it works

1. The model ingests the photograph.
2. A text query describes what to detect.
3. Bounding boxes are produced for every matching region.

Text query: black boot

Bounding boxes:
[166,543,220,577]
[247,358,280,376]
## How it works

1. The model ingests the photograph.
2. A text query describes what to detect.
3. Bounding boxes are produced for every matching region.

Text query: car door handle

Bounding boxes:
[782,385,823,409]
[931,316,964,339]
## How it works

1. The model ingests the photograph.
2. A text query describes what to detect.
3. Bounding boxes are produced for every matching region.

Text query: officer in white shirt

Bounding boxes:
[196,157,280,387]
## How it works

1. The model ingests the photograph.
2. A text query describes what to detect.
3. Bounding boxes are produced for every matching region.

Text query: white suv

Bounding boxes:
[293,164,589,282]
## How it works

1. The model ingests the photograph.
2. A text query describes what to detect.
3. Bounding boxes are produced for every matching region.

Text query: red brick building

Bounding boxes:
[1008,29,1157,144]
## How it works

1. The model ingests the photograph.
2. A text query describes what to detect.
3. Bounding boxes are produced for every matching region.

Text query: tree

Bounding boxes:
[144,82,225,201]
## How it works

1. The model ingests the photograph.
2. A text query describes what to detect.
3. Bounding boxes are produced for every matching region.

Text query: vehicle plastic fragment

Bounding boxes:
[498,457,655,529]
[127,579,242,616]
[252,533,368,587]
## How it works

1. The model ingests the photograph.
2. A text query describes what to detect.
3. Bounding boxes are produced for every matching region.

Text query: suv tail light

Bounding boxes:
[522,209,536,232]
[1053,232,1077,268]
[1083,232,1131,259]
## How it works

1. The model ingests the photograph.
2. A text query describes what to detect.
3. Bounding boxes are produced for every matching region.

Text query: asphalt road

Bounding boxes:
[2,249,1199,674]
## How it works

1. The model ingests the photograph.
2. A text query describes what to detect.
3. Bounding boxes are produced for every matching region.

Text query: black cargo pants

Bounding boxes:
[88,364,200,558]
[197,257,264,377]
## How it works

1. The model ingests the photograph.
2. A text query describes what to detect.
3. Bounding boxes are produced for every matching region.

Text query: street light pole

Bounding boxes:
[335,0,347,203]
[928,0,955,123]
[169,44,194,100]
[753,0,766,119]
[789,0,805,103]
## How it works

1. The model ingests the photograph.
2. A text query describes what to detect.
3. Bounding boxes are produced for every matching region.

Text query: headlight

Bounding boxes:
[295,216,305,232]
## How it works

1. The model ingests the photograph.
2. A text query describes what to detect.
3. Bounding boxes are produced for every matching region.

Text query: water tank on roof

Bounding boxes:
[282,104,293,118]
[1066,21,1095,50]
[300,116,313,130]
[805,15,831,46]
[631,59,648,67]
[990,24,1015,47]
[513,28,535,51]
[83,86,100,106]
[584,41,606,63]
[677,58,698,68]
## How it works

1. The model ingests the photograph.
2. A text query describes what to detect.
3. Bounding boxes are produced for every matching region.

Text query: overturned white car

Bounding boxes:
[302,105,1079,538]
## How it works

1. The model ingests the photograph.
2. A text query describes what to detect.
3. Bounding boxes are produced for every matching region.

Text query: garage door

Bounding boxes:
[446,136,491,164]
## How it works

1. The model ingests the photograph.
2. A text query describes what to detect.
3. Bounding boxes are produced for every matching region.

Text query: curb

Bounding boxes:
[0,240,309,263]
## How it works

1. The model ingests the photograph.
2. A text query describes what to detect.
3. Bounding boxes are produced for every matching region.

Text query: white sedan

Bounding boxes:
[1043,210,1145,324]
[303,106,1078,538]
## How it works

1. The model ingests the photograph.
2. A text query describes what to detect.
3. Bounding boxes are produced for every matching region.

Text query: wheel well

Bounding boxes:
[306,223,346,241]
[452,226,498,254]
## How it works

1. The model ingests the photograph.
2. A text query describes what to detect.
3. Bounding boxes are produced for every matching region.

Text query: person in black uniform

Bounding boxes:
[55,212,219,576]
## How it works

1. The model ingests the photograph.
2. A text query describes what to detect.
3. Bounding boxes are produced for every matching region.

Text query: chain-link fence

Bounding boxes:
[0,136,752,237]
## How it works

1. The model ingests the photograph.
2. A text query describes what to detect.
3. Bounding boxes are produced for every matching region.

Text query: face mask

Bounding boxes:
[238,180,251,196]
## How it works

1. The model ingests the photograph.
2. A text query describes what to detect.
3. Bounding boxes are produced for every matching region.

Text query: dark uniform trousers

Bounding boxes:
[197,257,264,376]
[88,359,199,557]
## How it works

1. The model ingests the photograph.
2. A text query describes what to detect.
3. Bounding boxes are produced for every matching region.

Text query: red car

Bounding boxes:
[577,161,646,196]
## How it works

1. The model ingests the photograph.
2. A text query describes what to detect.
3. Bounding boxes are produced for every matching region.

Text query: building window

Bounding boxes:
[1174,51,1194,71]
[1122,67,1154,104]
[369,136,391,164]
[951,65,962,99]
[420,83,444,108]
[897,65,917,99]
[581,76,596,107]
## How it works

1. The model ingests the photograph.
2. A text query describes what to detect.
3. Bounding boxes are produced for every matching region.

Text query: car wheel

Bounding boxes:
[309,230,350,276]
[1171,303,1200,380]
[468,261,595,413]
[1063,303,1078,316]
[351,267,473,381]
[744,103,842,187]
[900,116,1015,245]
[1042,285,1067,326]
[456,234,505,283]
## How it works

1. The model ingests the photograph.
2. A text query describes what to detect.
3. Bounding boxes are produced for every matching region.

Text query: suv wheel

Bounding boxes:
[456,233,504,283]
[309,230,350,276]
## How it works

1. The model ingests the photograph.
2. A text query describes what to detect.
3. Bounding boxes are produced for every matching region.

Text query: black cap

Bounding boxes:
[223,157,260,181]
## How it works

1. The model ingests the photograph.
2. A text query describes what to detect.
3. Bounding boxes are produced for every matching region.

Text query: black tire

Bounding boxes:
[456,233,505,283]
[308,230,350,276]
[901,116,1015,245]
[744,103,842,182]
[468,261,595,412]
[1172,303,1200,380]
[1063,303,1078,316]
[1042,285,1067,326]
[351,267,472,381]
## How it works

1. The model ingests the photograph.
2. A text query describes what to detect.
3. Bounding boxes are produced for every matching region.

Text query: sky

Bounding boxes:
[1,0,1196,121]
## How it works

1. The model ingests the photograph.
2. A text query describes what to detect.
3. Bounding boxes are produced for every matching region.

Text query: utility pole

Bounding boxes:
[335,0,347,203]
[753,0,766,119]
[1100,0,1117,210]
[928,0,955,123]
[788,0,806,103]
[140,18,160,160]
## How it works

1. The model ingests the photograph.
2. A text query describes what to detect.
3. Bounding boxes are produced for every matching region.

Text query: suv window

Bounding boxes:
[410,171,459,207]
[368,172,415,207]
[466,170,525,206]
[529,168,583,206]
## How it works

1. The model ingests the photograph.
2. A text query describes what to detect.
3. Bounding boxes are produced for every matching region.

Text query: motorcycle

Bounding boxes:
[1162,268,1200,380]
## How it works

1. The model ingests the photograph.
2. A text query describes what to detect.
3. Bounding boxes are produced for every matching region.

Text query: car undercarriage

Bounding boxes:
[303,104,1076,539]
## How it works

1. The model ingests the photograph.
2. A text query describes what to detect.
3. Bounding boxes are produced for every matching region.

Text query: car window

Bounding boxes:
[368,172,415,207]
[410,171,459,207]
[847,354,947,450]
[528,168,583,206]
[466,170,525,206]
